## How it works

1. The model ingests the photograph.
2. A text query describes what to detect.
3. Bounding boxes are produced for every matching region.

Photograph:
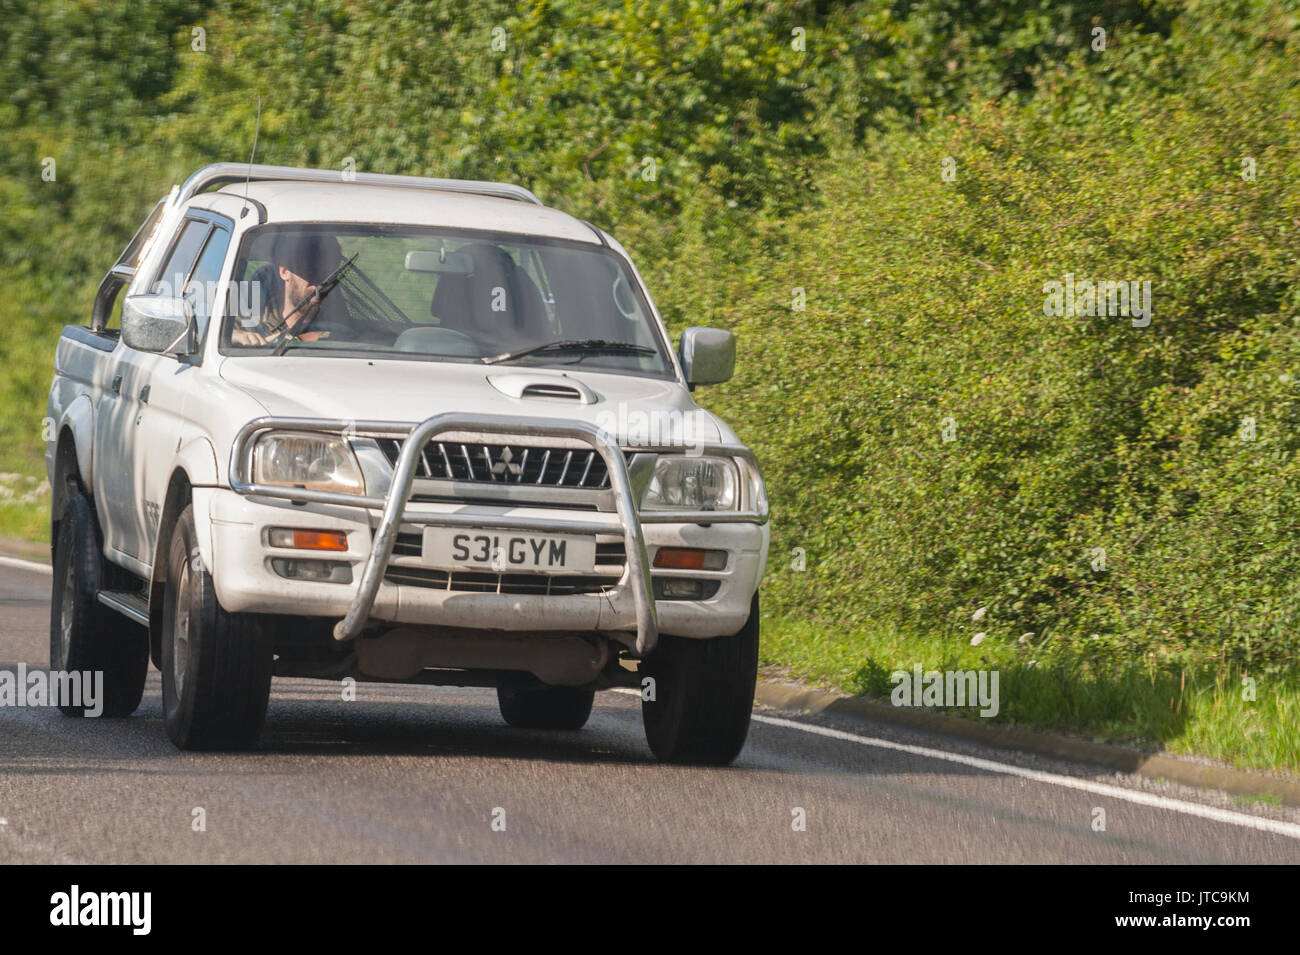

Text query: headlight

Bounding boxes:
[252,431,365,495]
[642,456,739,511]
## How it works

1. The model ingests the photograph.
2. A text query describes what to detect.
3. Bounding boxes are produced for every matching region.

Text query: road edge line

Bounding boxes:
[0,554,52,575]
[755,680,1300,808]
[749,712,1300,841]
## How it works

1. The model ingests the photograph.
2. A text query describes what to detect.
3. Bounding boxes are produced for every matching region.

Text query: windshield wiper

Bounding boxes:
[270,252,360,357]
[482,338,656,365]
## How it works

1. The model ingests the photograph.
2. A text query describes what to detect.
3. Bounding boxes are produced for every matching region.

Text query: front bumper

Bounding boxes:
[223,413,769,654]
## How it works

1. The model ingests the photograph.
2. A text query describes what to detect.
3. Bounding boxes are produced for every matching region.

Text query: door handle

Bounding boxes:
[111,375,122,395]
[139,385,150,404]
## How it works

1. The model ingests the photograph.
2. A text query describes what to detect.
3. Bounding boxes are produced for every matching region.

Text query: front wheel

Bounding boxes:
[160,505,273,750]
[640,593,760,765]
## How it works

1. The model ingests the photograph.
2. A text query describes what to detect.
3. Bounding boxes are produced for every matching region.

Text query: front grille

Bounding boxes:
[406,494,600,511]
[384,566,620,596]
[392,532,423,558]
[377,439,627,489]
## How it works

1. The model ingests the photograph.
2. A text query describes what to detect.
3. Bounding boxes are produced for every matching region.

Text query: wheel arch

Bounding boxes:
[148,451,222,669]
[150,437,219,584]
[148,469,193,667]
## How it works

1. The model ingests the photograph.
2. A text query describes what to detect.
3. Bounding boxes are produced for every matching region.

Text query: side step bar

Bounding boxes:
[97,590,150,626]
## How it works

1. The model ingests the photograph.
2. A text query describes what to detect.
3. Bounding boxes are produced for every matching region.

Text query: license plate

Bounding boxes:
[421,528,596,574]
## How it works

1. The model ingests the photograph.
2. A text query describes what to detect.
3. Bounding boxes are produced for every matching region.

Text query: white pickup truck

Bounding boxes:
[46,164,769,763]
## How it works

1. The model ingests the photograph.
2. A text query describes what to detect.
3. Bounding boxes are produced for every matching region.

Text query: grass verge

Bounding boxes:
[0,499,47,544]
[760,614,1299,777]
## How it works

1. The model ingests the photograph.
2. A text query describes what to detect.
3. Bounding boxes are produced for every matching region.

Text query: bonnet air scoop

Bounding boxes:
[486,374,598,404]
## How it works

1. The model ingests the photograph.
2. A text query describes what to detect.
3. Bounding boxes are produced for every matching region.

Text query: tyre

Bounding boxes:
[160,504,273,750]
[497,674,595,730]
[641,593,760,765]
[49,493,149,717]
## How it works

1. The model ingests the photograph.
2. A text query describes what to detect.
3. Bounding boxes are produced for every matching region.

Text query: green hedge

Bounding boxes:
[700,3,1300,671]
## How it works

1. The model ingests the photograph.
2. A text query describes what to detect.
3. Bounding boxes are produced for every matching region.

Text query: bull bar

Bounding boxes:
[228,413,769,655]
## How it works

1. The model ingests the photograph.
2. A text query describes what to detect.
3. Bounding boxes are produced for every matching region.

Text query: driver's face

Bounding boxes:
[278,266,317,317]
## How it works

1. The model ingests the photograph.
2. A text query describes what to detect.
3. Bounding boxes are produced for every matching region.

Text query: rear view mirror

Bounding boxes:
[405,250,474,275]
[121,294,197,356]
[678,327,735,387]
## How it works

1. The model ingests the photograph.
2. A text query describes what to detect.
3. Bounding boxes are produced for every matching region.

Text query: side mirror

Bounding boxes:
[678,327,735,387]
[121,294,197,356]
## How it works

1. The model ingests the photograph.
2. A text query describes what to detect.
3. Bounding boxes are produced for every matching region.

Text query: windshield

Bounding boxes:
[220,224,672,376]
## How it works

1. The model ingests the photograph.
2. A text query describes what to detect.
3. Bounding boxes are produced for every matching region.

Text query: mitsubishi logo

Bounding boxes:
[491,446,522,478]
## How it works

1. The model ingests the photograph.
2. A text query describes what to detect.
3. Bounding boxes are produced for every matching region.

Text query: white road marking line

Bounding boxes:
[748,712,1300,840]
[0,555,51,575]
[613,691,1299,840]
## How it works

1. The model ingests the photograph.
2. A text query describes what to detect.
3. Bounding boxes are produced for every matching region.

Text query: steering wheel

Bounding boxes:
[308,321,403,347]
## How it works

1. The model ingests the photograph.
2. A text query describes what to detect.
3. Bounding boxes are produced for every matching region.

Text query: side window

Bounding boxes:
[183,226,231,340]
[152,219,211,298]
[105,285,126,330]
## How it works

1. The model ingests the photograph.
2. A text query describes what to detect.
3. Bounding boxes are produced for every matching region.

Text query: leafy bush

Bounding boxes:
[707,4,1300,671]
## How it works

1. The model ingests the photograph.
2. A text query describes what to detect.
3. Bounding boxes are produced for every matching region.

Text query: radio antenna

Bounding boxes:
[240,95,262,219]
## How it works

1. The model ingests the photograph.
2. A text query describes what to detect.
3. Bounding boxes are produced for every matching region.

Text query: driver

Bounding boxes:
[231,233,344,346]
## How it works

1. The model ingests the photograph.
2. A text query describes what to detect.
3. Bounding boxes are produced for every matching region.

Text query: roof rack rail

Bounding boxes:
[175,162,544,208]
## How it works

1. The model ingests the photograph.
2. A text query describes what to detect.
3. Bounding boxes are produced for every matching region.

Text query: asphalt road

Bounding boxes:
[2,560,1298,864]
